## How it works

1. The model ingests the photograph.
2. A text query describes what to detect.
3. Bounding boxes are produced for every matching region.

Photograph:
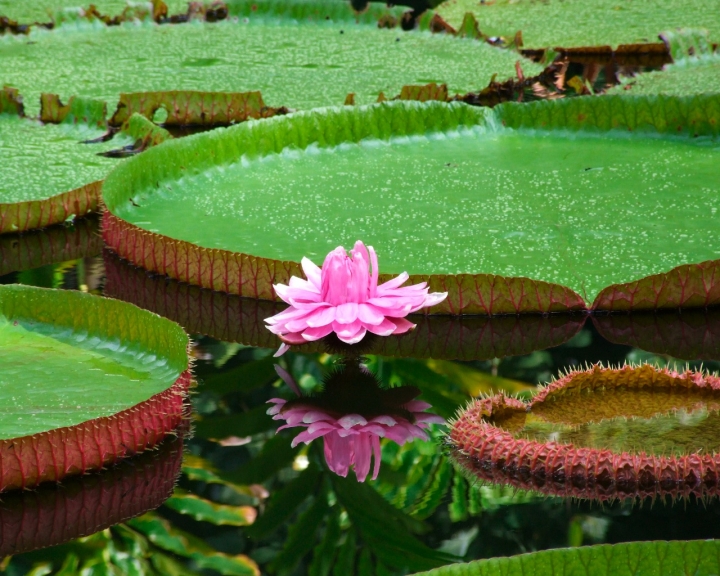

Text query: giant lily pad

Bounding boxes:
[435,0,720,49]
[448,364,720,501]
[413,540,720,576]
[0,284,190,491]
[103,250,584,360]
[0,434,183,556]
[0,89,134,234]
[103,95,720,314]
[0,0,542,117]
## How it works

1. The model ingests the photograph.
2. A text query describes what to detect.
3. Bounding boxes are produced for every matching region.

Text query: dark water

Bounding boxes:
[2,218,720,575]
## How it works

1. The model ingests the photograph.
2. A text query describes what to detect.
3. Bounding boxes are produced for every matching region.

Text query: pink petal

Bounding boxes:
[371,434,381,480]
[365,318,397,337]
[357,303,385,326]
[337,414,368,429]
[265,305,312,326]
[289,276,319,293]
[368,245,379,298]
[370,415,397,426]
[291,427,333,447]
[324,432,352,477]
[353,434,373,482]
[376,272,410,292]
[388,317,416,334]
[301,257,323,290]
[404,400,432,412]
[301,324,335,341]
[303,411,335,424]
[305,306,335,328]
[273,343,291,357]
[274,365,301,396]
[335,302,359,324]
[332,320,366,344]
[279,332,307,345]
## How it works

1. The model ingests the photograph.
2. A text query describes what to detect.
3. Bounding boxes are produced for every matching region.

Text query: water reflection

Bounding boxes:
[269,355,444,481]
[0,434,182,557]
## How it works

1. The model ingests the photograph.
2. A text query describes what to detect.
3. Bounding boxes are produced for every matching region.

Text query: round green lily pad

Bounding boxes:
[103,95,720,314]
[0,284,190,491]
[0,3,542,117]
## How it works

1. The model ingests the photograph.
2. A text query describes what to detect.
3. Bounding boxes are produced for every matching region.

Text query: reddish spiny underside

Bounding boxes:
[448,365,720,501]
[0,180,101,235]
[0,370,191,492]
[0,434,183,556]
[101,211,587,315]
[591,259,720,311]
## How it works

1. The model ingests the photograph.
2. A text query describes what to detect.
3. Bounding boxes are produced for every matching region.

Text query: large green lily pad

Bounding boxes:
[0,91,133,233]
[103,95,720,314]
[0,284,190,491]
[610,54,720,96]
[0,2,542,117]
[435,0,720,49]
[413,540,720,576]
[0,0,186,23]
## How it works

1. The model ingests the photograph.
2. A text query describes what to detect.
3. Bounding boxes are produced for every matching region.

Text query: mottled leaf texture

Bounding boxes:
[40,93,107,128]
[109,90,287,127]
[412,540,720,576]
[0,284,189,491]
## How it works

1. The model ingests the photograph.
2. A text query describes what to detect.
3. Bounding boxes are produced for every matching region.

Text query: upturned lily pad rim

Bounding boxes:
[0,284,190,491]
[449,364,720,501]
[103,96,720,315]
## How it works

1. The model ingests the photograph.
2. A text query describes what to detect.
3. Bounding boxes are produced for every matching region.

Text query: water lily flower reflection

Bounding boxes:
[264,241,447,356]
[268,363,445,482]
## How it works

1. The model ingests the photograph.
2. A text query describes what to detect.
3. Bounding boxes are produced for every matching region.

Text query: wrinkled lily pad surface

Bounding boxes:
[436,0,720,49]
[104,96,720,312]
[0,0,185,22]
[0,3,542,117]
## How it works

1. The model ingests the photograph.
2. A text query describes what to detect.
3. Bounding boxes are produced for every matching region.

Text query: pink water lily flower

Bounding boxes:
[268,366,445,482]
[265,241,447,356]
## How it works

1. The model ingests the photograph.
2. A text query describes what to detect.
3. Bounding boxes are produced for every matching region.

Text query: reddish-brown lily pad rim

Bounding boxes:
[448,364,720,501]
[0,285,191,491]
[102,96,720,315]
[0,433,184,557]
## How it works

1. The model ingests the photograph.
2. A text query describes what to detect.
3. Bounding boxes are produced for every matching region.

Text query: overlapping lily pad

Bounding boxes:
[0,89,135,234]
[0,0,542,117]
[436,0,720,49]
[0,284,190,491]
[104,95,720,314]
[103,250,584,359]
[449,364,720,501]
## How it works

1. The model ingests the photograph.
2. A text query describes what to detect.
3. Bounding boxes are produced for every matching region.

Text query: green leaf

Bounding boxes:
[0,3,539,118]
[182,454,263,498]
[0,284,188,490]
[412,540,720,576]
[194,405,276,440]
[163,490,257,526]
[223,433,299,485]
[331,530,357,576]
[269,488,330,573]
[410,457,453,520]
[435,0,720,49]
[308,509,341,576]
[127,513,259,576]
[105,96,720,313]
[200,355,278,396]
[247,464,322,539]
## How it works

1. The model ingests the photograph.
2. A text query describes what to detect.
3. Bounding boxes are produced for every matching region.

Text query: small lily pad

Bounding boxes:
[449,364,720,501]
[0,284,190,491]
[104,95,720,314]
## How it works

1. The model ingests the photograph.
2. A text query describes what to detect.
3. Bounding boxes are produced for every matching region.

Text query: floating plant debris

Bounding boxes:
[104,95,720,314]
[0,284,190,491]
[448,364,720,501]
